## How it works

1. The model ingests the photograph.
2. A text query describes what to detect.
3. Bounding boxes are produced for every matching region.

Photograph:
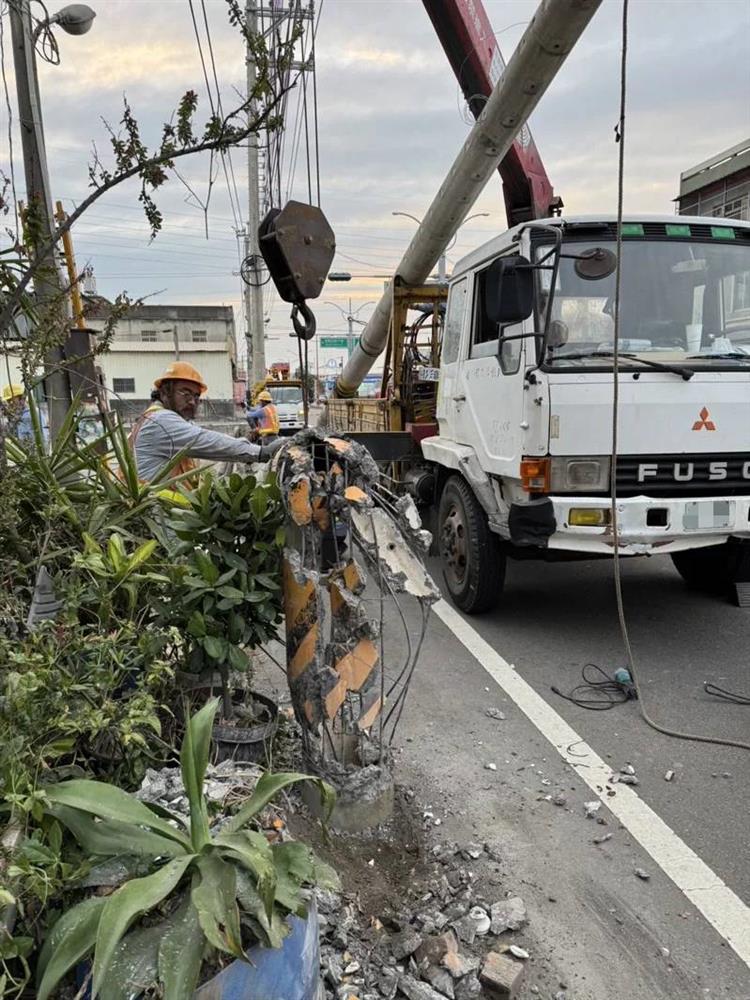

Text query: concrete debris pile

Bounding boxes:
[136,760,277,826]
[317,840,538,1000]
[278,430,439,831]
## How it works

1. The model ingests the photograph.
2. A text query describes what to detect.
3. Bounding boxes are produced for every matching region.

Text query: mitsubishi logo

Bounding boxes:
[692,407,716,431]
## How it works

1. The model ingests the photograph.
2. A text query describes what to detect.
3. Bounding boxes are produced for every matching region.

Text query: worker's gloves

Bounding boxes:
[257,438,285,463]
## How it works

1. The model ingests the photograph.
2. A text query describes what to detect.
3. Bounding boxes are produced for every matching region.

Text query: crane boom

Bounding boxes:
[422,0,562,225]
[335,0,600,398]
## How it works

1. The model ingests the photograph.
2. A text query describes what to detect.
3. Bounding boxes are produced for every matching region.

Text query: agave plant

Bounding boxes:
[36,699,337,1000]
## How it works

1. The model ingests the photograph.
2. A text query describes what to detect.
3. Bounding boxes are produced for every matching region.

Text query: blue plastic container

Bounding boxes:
[194,899,321,1000]
[75,900,321,1000]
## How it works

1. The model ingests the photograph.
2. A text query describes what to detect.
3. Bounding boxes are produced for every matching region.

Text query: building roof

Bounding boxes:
[84,297,234,323]
[679,139,750,198]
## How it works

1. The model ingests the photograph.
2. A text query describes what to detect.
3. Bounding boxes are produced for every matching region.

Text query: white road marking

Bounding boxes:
[433,598,750,969]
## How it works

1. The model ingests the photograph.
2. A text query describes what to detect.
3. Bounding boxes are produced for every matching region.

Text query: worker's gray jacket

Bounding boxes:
[133,406,262,482]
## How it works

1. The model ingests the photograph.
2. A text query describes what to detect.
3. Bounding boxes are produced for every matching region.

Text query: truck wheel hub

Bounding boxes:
[441,503,467,585]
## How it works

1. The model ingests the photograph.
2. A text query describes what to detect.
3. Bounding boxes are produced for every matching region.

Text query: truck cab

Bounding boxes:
[422,215,750,612]
[265,381,305,435]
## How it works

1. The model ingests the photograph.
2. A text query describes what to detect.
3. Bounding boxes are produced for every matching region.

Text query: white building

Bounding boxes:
[85,301,238,419]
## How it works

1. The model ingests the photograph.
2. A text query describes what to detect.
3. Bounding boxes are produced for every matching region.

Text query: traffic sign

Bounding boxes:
[320,336,348,348]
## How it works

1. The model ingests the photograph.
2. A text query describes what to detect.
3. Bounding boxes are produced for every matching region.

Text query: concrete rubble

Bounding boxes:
[136,759,264,818]
[317,837,534,1000]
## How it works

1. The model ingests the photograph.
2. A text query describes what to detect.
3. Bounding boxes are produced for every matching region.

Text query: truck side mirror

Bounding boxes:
[485,255,534,325]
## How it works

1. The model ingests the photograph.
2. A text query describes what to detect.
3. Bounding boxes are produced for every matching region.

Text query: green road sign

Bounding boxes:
[320,337,349,348]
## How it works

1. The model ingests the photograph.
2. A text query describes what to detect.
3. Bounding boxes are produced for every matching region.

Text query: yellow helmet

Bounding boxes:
[2,383,24,402]
[257,390,273,403]
[153,362,207,394]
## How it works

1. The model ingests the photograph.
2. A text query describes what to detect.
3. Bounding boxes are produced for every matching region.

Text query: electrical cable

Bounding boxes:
[608,0,750,753]
[551,663,635,711]
[186,0,241,231]
[30,0,60,65]
[0,6,19,241]
[703,682,750,706]
[200,0,244,227]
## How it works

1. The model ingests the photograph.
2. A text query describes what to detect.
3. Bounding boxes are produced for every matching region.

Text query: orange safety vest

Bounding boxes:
[128,402,198,482]
[256,402,280,436]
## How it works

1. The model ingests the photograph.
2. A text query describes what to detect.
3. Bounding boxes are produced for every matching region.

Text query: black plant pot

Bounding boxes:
[211,690,279,764]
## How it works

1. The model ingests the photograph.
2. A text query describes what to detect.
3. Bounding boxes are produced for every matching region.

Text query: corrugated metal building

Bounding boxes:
[85,301,238,419]
[677,139,750,220]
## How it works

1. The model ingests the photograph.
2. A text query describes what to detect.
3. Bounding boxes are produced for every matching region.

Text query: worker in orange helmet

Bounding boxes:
[129,362,282,483]
[246,388,280,443]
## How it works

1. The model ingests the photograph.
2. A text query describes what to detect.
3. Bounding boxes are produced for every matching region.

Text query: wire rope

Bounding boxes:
[608,0,750,753]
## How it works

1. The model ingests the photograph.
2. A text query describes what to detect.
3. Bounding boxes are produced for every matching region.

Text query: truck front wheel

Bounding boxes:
[438,475,505,613]
[671,539,750,594]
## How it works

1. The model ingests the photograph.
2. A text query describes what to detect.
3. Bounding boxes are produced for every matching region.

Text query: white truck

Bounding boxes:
[264,380,306,435]
[421,214,750,610]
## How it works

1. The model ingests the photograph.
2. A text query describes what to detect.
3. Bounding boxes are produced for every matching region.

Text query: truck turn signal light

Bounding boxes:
[520,458,550,493]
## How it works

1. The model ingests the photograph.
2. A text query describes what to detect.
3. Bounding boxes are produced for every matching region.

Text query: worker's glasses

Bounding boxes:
[175,387,202,402]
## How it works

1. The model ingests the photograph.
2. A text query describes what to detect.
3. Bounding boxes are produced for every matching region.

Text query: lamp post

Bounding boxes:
[392,211,490,282]
[9,1,96,440]
[159,326,180,360]
[323,299,375,357]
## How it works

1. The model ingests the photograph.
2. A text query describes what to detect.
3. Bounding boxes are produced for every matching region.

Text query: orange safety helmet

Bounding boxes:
[153,362,207,394]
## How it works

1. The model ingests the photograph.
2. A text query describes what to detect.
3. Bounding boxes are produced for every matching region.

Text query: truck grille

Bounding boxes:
[614,453,750,497]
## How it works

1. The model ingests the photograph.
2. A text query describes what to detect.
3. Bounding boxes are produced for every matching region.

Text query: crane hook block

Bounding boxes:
[258,201,336,305]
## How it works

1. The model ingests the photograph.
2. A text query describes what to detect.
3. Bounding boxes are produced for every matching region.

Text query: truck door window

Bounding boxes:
[443,277,468,364]
[472,262,523,373]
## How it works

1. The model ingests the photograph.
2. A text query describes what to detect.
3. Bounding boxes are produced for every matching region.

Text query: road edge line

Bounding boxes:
[433,598,750,969]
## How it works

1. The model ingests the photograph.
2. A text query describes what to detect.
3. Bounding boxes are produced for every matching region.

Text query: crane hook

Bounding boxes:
[291,301,316,341]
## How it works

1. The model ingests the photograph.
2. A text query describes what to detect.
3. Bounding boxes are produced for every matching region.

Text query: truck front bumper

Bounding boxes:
[548,493,750,555]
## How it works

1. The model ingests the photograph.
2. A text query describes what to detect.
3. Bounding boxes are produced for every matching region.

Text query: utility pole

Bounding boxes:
[347,298,354,358]
[245,0,266,387]
[9,1,73,439]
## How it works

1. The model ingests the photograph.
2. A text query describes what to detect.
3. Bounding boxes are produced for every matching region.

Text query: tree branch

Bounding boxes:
[0,80,295,335]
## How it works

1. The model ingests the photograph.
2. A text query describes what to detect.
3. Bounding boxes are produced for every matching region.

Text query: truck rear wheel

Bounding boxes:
[438,475,505,613]
[671,540,750,593]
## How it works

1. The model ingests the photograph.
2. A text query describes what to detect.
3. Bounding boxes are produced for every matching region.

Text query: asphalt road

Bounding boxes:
[388,553,750,999]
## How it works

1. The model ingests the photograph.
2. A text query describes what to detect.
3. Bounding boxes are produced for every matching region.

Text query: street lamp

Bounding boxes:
[33,3,96,40]
[9,1,97,439]
[392,210,491,282]
[323,299,375,357]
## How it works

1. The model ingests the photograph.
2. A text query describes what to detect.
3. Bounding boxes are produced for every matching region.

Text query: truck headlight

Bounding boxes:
[297,409,305,419]
[550,457,610,492]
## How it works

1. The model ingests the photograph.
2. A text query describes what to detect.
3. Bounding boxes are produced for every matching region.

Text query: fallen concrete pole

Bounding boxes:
[334,0,602,397]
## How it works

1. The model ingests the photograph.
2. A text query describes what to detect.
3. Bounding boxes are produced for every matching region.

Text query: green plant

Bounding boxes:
[0,396,190,625]
[0,622,176,803]
[163,471,285,719]
[35,699,336,1000]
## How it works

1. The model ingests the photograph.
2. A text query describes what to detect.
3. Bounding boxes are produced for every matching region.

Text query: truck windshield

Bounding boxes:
[269,387,302,404]
[536,237,750,369]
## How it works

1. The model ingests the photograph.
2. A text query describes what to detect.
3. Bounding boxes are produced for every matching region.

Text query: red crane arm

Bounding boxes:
[422,0,562,225]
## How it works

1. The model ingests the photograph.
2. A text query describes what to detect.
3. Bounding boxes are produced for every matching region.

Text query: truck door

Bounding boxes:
[436,276,470,440]
[453,259,529,473]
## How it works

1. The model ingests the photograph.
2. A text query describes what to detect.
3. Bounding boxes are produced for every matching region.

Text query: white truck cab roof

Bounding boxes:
[452,213,750,279]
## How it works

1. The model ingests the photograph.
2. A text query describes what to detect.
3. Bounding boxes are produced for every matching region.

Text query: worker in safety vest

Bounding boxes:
[129,362,282,483]
[2,383,48,445]
[246,389,280,443]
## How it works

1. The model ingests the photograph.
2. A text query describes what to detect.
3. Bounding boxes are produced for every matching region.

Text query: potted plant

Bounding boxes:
[35,699,337,999]
[161,471,286,761]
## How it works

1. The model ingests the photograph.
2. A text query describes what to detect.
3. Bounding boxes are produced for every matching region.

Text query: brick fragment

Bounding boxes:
[479,951,525,999]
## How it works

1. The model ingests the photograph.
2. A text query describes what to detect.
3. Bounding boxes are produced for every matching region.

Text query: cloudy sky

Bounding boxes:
[2,0,749,375]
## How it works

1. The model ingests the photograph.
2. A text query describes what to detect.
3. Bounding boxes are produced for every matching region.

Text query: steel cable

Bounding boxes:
[609,0,750,752]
